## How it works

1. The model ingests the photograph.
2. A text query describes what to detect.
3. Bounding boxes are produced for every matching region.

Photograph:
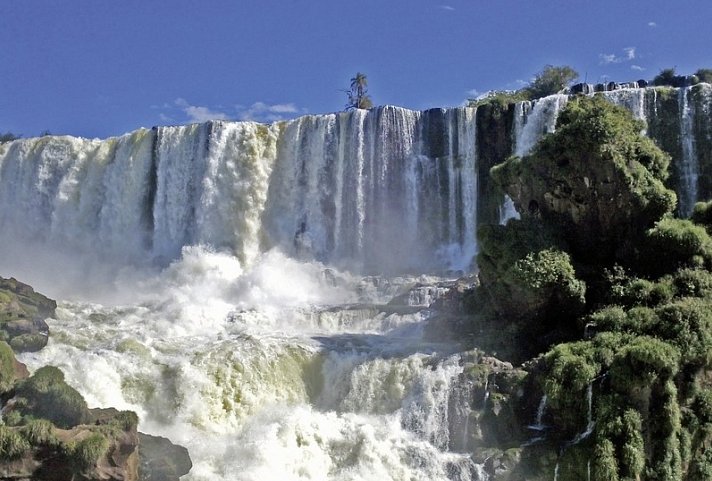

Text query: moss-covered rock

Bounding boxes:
[0,277,54,353]
[13,366,90,429]
[492,95,676,264]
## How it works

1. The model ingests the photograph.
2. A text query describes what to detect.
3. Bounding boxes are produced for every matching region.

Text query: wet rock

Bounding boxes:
[138,433,192,481]
[0,277,55,352]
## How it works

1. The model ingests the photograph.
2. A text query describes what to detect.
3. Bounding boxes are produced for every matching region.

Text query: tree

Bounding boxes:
[345,72,373,110]
[695,68,712,84]
[653,68,677,86]
[524,65,579,99]
[0,132,21,143]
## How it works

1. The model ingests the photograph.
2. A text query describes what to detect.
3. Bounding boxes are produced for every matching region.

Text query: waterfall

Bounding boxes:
[678,87,699,216]
[0,106,478,276]
[502,94,569,223]
[568,383,594,446]
[529,394,548,431]
[512,94,569,157]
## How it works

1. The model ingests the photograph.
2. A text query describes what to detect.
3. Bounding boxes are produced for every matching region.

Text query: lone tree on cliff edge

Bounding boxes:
[345,72,373,110]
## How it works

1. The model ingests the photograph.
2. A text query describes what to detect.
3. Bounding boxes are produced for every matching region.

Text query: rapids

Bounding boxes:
[3,85,712,480]
[17,248,485,481]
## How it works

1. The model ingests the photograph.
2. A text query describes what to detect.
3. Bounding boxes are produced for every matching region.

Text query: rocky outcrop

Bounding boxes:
[0,277,55,352]
[0,277,192,481]
[138,433,192,481]
[491,95,675,263]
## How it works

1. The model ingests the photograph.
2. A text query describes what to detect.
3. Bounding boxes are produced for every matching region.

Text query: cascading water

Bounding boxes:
[678,86,699,216]
[2,85,712,480]
[0,106,486,481]
[501,94,569,223]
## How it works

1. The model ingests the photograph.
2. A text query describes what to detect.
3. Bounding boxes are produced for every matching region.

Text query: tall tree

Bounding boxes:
[345,72,373,110]
[524,65,579,99]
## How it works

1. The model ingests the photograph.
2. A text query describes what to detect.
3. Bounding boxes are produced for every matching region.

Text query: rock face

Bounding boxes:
[0,277,55,352]
[492,95,676,263]
[138,433,192,481]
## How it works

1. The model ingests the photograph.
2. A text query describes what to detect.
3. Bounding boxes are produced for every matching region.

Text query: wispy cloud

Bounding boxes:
[439,5,455,11]
[599,47,636,65]
[631,65,646,72]
[174,98,229,123]
[236,102,304,122]
[648,21,657,27]
[156,98,306,125]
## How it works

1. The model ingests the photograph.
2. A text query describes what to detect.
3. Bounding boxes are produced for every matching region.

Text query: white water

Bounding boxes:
[678,87,699,216]
[0,105,489,479]
[0,106,478,277]
[15,247,485,481]
[3,86,712,480]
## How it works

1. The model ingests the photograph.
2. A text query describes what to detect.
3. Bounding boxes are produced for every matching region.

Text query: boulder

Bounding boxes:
[138,433,192,481]
[0,277,55,352]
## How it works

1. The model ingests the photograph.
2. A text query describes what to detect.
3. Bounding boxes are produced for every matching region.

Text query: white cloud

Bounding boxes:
[237,102,303,122]
[174,98,229,123]
[466,88,480,98]
[439,5,455,11]
[156,98,304,125]
[631,65,646,71]
[599,47,637,65]
[648,21,657,27]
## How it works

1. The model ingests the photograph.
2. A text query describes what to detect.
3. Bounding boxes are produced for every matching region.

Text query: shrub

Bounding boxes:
[112,410,139,431]
[692,389,712,424]
[671,268,712,297]
[21,419,58,447]
[655,298,712,365]
[643,218,712,275]
[468,90,530,109]
[592,439,619,481]
[69,432,109,471]
[0,426,30,460]
[653,68,677,86]
[15,366,89,428]
[609,336,680,388]
[694,69,712,84]
[0,341,17,394]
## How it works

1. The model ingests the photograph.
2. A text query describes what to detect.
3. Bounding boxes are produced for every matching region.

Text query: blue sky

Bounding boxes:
[1,0,711,139]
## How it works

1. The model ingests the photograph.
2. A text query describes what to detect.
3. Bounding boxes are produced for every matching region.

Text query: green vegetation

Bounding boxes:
[344,72,373,110]
[15,366,89,428]
[0,341,17,393]
[694,68,712,84]
[67,432,109,471]
[468,65,578,109]
[0,132,21,143]
[21,419,58,447]
[0,426,30,460]
[525,65,579,99]
[472,93,712,480]
[654,68,678,86]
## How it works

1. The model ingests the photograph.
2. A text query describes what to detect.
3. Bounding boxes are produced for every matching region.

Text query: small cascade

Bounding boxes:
[499,195,519,224]
[447,375,475,452]
[482,374,491,409]
[528,394,548,431]
[504,94,569,222]
[678,86,699,216]
[553,461,560,481]
[602,87,648,124]
[523,394,548,446]
[512,94,569,158]
[567,383,594,446]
